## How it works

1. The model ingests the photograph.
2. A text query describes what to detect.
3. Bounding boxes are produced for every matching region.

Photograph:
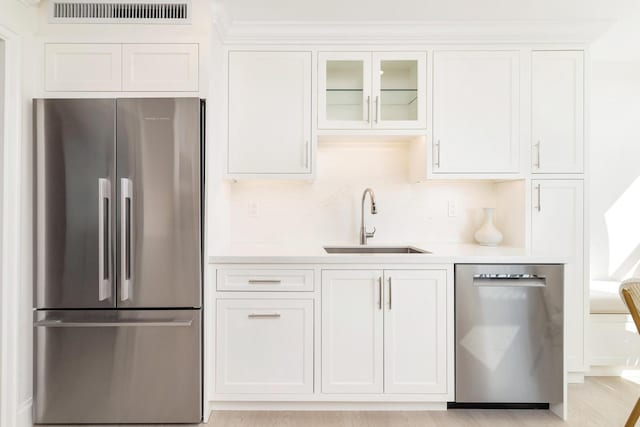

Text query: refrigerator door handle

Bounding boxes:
[34,320,193,328]
[98,178,112,301]
[120,178,133,301]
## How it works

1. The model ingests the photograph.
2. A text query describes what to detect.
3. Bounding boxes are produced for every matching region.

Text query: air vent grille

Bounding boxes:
[50,1,191,24]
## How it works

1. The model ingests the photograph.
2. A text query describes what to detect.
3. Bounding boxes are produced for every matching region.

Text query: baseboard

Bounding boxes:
[587,366,625,376]
[17,398,32,427]
[209,401,448,411]
[568,372,585,383]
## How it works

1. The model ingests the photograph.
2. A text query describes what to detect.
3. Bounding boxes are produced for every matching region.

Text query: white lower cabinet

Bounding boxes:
[321,269,449,395]
[384,270,448,394]
[215,298,314,394]
[321,270,384,393]
[531,180,585,372]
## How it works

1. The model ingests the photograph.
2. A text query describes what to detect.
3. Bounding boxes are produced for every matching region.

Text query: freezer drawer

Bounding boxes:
[33,309,201,424]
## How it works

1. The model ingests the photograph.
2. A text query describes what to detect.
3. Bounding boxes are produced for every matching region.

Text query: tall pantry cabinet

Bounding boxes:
[530,50,587,374]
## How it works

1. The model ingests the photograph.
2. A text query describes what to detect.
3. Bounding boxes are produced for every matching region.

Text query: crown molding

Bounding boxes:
[18,0,41,6]
[212,16,614,46]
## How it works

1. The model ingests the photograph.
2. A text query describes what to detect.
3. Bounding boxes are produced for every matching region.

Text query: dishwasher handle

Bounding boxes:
[473,273,546,287]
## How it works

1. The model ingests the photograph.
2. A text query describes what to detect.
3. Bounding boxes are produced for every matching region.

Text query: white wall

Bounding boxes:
[590,4,640,281]
[224,141,524,252]
[0,2,37,426]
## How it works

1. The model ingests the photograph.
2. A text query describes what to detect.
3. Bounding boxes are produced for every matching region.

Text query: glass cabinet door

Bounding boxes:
[372,53,427,129]
[318,52,372,129]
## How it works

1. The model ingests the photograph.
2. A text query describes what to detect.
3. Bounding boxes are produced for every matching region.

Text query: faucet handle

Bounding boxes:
[365,227,376,239]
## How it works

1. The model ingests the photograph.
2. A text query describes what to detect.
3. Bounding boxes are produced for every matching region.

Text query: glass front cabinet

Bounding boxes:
[318,52,427,130]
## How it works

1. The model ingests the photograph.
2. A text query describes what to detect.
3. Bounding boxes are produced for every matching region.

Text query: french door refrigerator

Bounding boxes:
[33,98,203,424]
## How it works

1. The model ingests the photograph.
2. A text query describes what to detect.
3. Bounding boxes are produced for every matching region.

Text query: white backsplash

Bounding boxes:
[226,141,523,251]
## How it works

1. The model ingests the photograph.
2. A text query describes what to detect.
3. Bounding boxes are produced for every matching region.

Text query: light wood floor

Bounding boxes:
[205,377,638,427]
[43,377,640,426]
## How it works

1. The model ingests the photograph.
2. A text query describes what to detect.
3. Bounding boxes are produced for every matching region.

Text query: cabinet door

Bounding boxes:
[384,270,448,394]
[228,51,312,175]
[321,270,383,393]
[45,44,122,91]
[433,51,520,174]
[216,299,314,394]
[372,52,427,129]
[318,52,372,129]
[122,44,199,91]
[532,51,584,174]
[531,180,584,371]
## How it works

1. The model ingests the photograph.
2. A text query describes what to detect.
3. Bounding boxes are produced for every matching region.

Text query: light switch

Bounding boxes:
[248,202,259,218]
[448,201,457,217]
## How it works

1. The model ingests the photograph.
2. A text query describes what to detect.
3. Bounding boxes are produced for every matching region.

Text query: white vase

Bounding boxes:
[474,208,503,246]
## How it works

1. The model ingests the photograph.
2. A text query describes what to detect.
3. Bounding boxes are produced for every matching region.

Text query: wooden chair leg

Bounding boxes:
[626,398,640,427]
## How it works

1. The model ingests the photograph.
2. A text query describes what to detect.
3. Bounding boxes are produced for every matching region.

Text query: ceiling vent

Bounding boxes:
[49,1,191,24]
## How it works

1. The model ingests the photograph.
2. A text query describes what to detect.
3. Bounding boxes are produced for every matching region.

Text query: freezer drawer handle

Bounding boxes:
[98,178,112,301]
[473,274,546,287]
[34,319,193,328]
[120,178,133,301]
[247,313,281,319]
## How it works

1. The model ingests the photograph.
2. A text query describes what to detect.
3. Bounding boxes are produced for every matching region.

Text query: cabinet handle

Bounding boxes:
[248,279,282,285]
[378,276,382,310]
[434,140,441,168]
[366,95,371,123]
[533,140,541,169]
[374,95,379,124]
[388,277,392,310]
[248,313,281,319]
[535,184,542,212]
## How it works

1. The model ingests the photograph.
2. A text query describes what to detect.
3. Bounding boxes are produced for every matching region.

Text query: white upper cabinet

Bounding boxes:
[318,52,426,130]
[321,270,384,394]
[531,179,584,371]
[122,44,199,92]
[432,50,520,174]
[45,43,199,92]
[318,52,372,129]
[531,51,584,174]
[228,51,312,176]
[383,270,448,394]
[45,44,122,91]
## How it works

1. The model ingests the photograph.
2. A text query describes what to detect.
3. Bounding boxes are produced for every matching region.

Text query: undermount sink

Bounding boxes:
[324,245,431,254]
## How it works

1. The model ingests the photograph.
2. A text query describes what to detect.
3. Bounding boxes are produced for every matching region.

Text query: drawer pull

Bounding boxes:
[248,313,281,319]
[248,279,282,285]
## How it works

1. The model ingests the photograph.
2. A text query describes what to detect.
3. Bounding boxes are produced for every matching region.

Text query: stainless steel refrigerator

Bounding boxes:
[33,98,203,424]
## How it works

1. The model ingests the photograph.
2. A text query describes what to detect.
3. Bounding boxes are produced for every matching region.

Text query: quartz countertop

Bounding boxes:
[209,243,568,265]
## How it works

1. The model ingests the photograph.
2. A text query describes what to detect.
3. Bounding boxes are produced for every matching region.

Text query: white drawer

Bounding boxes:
[216,269,314,292]
[215,299,314,394]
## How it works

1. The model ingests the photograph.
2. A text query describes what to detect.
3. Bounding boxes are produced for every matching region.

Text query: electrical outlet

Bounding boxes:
[447,201,457,217]
[248,202,259,218]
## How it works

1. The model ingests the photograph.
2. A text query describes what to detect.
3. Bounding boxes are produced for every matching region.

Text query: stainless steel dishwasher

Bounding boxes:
[451,264,564,409]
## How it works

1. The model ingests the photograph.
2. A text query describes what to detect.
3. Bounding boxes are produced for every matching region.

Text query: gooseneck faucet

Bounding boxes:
[360,188,378,245]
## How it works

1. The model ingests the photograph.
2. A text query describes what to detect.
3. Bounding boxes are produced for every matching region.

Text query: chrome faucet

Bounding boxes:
[360,188,378,245]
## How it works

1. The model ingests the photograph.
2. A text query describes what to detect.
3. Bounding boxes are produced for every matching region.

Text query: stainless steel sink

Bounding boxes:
[324,245,431,254]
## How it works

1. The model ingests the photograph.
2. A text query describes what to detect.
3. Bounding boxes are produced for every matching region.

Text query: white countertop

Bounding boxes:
[209,243,568,264]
